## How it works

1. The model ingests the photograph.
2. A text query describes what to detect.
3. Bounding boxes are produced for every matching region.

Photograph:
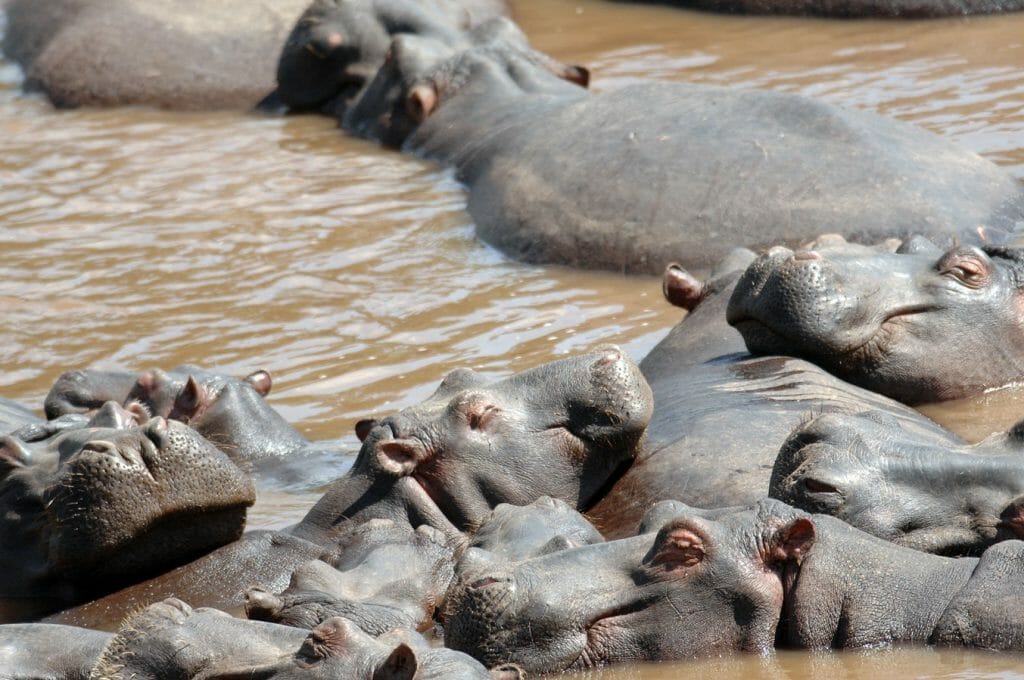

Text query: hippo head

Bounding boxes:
[467,496,604,563]
[771,411,1024,555]
[350,347,652,531]
[2,402,256,586]
[726,240,1024,403]
[343,17,588,148]
[93,598,513,679]
[443,501,813,673]
[246,519,457,634]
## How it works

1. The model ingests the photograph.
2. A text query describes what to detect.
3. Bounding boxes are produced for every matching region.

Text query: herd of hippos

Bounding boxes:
[3,0,1024,677]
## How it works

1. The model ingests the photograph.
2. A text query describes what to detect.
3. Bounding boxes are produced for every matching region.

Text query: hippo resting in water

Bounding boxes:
[46,349,652,629]
[727,240,1024,404]
[338,20,1024,274]
[45,365,350,488]
[0,403,255,622]
[618,0,1024,18]
[444,499,1024,673]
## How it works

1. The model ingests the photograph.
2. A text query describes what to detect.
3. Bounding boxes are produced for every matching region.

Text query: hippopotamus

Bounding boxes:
[269,0,507,115]
[443,499,1024,673]
[2,0,314,109]
[0,623,110,679]
[88,598,520,679]
[616,0,1024,18]
[585,247,950,537]
[0,403,255,622]
[467,496,604,562]
[45,365,350,487]
[727,241,1024,404]
[342,22,1024,274]
[771,410,1024,555]
[245,519,457,634]
[45,349,651,628]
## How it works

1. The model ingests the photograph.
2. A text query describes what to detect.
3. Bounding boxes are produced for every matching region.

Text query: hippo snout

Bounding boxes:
[444,571,520,665]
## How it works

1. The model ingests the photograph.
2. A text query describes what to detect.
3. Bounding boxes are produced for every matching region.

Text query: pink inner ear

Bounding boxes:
[376,439,426,476]
[245,370,273,396]
[770,518,816,563]
[170,375,206,420]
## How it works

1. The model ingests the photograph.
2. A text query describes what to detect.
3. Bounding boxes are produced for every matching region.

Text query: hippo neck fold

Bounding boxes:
[783,514,978,649]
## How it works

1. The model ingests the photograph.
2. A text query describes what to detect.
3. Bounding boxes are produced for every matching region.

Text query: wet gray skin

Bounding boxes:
[342,24,1022,274]
[91,598,510,679]
[727,240,1024,404]
[771,410,1024,555]
[0,623,111,680]
[468,495,604,561]
[444,499,1024,673]
[269,0,507,115]
[245,519,458,634]
[0,402,255,621]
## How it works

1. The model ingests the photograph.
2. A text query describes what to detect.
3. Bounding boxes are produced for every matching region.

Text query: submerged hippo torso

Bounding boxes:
[428,82,1024,274]
[588,267,949,536]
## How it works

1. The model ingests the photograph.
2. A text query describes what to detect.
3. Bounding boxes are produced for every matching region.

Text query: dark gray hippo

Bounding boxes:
[728,240,1024,404]
[88,598,519,679]
[586,247,949,537]
[0,403,255,622]
[443,499,1024,673]
[2,0,310,109]
[615,0,1024,18]
[771,410,1024,555]
[467,495,604,562]
[269,0,507,115]
[0,623,110,679]
[245,519,457,634]
[45,365,350,488]
[45,349,652,629]
[343,23,1024,274]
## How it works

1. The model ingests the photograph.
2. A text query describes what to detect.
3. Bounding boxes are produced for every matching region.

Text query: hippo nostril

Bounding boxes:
[793,250,822,261]
[471,577,503,589]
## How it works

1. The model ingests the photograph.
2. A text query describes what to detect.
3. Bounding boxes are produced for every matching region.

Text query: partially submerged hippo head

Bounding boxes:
[727,240,1024,403]
[93,598,516,679]
[246,518,457,634]
[771,411,1024,555]
[0,403,254,595]
[443,502,812,673]
[343,17,588,147]
[348,347,651,531]
[467,495,604,562]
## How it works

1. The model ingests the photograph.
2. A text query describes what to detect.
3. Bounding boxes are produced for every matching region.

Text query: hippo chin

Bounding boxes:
[727,240,1024,403]
[342,22,1023,274]
[444,499,1024,674]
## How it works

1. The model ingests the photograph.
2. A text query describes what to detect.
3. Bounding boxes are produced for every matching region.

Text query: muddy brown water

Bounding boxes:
[2,0,1024,675]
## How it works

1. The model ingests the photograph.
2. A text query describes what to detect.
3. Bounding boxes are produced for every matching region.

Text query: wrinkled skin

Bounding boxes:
[618,0,1024,17]
[728,241,1024,403]
[245,519,457,634]
[587,246,948,537]
[771,410,1024,555]
[91,598,507,679]
[2,0,311,109]
[270,0,507,116]
[45,365,348,488]
[0,403,255,622]
[46,350,651,628]
[446,499,1024,673]
[347,27,1023,274]
[0,623,110,680]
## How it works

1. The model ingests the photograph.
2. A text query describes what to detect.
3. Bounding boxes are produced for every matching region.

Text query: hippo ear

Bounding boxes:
[406,84,438,123]
[644,518,709,571]
[563,65,590,88]
[170,375,206,420]
[0,436,31,478]
[763,517,816,565]
[374,642,418,680]
[662,263,706,311]
[244,370,272,397]
[376,439,429,477]
[355,418,378,442]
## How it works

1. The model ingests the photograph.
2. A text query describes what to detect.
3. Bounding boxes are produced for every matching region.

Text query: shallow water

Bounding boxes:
[2,0,1024,674]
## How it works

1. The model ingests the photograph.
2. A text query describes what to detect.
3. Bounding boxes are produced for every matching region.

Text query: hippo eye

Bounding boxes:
[937,249,991,288]
[802,478,839,495]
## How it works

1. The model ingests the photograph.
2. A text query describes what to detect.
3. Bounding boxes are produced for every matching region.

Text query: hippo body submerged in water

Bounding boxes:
[339,22,1024,274]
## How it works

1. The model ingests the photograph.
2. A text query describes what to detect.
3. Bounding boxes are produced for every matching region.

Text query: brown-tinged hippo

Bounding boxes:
[727,240,1024,404]
[45,349,652,629]
[89,598,519,679]
[245,519,457,634]
[268,0,508,116]
[2,0,311,109]
[0,403,255,622]
[342,22,1024,274]
[443,499,1024,673]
